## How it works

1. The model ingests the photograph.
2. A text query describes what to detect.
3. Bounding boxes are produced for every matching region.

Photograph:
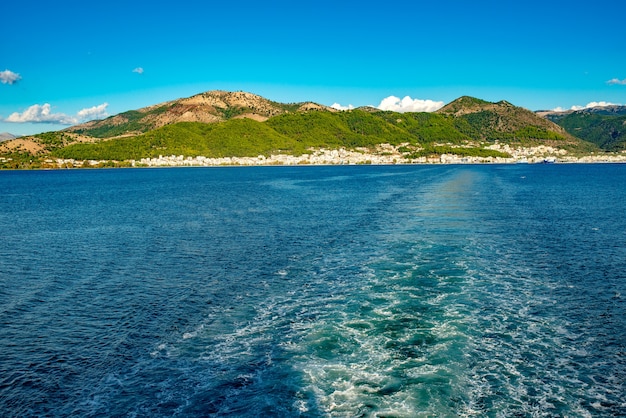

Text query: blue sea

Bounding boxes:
[0,164,625,417]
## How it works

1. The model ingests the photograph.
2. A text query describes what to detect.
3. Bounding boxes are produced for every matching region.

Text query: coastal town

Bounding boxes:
[42,143,626,168]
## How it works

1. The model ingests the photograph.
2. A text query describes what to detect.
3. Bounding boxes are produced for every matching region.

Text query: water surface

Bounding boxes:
[0,165,624,416]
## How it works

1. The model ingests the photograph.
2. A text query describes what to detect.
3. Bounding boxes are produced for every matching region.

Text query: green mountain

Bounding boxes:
[50,110,464,161]
[437,96,577,143]
[65,90,318,138]
[541,107,626,151]
[0,91,601,168]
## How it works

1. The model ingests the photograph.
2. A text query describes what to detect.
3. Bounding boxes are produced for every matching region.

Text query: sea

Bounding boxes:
[0,164,624,417]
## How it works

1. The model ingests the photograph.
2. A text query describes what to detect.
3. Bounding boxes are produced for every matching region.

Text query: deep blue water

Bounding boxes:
[0,164,625,417]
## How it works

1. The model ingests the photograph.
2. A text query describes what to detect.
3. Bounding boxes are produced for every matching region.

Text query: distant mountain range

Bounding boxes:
[538,106,626,151]
[0,90,620,167]
[0,132,16,142]
[538,105,626,118]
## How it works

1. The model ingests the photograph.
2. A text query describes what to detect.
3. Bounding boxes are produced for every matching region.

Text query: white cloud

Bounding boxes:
[6,104,76,124]
[76,103,109,121]
[607,78,626,85]
[584,101,620,108]
[0,69,21,85]
[132,67,144,74]
[5,103,109,125]
[377,95,445,113]
[330,103,354,111]
[552,101,623,112]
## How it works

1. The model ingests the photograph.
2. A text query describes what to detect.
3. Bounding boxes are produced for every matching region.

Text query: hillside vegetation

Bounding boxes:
[438,97,573,143]
[54,120,299,160]
[66,91,309,138]
[545,110,626,151]
[52,101,582,162]
[52,110,461,160]
[0,90,603,168]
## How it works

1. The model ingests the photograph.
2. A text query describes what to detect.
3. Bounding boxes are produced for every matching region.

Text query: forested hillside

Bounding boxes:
[0,91,604,168]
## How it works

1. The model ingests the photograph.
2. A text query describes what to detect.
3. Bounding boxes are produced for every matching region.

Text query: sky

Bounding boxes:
[1,0,625,136]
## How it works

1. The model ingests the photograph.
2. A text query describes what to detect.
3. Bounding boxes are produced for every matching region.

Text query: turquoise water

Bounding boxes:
[0,165,624,417]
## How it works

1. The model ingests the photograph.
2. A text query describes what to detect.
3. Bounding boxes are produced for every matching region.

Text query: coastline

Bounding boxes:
[40,143,626,168]
[3,143,625,169]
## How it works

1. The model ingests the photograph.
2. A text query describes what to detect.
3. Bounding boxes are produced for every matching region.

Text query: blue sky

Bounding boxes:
[2,0,625,136]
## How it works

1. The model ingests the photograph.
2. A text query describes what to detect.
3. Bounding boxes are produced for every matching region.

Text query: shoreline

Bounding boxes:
[5,143,626,169]
[52,143,626,168]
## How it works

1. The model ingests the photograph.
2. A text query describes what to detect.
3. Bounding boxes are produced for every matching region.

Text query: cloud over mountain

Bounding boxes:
[377,96,445,113]
[331,96,445,113]
[330,103,354,111]
[5,104,75,124]
[0,69,21,85]
[5,103,109,125]
[76,103,109,121]
[553,101,622,112]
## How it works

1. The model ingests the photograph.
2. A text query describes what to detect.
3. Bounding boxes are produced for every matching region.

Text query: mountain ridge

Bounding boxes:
[538,105,626,151]
[66,90,337,139]
[0,132,17,142]
[0,90,611,168]
[538,105,626,119]
[436,96,576,143]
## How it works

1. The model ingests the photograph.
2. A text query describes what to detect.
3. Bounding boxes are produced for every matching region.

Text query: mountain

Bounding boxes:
[549,112,626,151]
[0,91,604,168]
[585,105,626,117]
[65,90,336,139]
[0,132,16,142]
[539,105,626,151]
[46,94,592,162]
[539,105,626,121]
[437,96,578,144]
[64,92,575,146]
